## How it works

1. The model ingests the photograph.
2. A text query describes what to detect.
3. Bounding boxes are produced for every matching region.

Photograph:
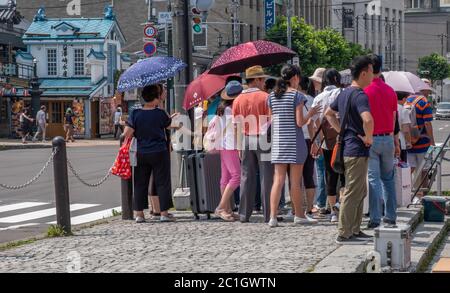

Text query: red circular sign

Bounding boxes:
[143,24,158,38]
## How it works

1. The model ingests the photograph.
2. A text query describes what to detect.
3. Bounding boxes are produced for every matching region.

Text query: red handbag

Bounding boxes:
[111,138,132,180]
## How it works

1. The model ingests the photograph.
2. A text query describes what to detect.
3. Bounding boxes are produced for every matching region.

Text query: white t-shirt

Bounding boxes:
[221,107,237,150]
[36,110,46,125]
[311,86,342,122]
[302,94,314,140]
[114,111,122,125]
[398,104,411,150]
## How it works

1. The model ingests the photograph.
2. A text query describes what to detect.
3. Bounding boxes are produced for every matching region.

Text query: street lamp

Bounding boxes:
[30,58,42,120]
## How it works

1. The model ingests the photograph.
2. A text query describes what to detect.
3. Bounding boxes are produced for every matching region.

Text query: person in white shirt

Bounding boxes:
[113,107,123,139]
[396,91,412,162]
[33,105,47,142]
[311,69,345,223]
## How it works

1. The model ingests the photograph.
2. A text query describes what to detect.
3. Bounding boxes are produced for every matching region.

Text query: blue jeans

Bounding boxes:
[315,155,327,208]
[368,136,397,224]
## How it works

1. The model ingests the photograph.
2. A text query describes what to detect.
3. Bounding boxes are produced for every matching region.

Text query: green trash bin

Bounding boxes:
[422,196,447,222]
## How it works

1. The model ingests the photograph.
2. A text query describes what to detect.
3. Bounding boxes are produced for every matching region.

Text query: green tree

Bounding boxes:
[417,53,450,83]
[265,17,322,76]
[265,17,370,76]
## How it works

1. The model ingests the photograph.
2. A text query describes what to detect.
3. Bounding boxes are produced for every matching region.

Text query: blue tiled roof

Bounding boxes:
[87,49,106,60]
[23,18,115,40]
[16,50,34,60]
[37,78,107,97]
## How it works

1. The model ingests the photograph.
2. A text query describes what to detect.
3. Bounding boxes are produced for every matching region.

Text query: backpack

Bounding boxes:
[404,95,426,145]
[203,115,223,153]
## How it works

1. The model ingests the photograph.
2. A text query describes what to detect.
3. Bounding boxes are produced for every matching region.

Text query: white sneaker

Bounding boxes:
[294,216,315,225]
[268,218,278,228]
[284,209,294,220]
[304,213,319,224]
[135,216,145,223]
[331,213,339,223]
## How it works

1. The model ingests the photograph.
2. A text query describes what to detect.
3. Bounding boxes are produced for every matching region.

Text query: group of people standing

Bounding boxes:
[124,53,435,245]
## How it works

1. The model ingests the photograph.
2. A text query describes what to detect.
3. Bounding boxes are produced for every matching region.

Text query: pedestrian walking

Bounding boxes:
[325,56,375,244]
[233,65,273,223]
[364,54,399,228]
[312,69,346,222]
[214,81,243,222]
[123,84,177,223]
[33,105,47,143]
[19,108,34,144]
[114,107,124,140]
[267,64,320,227]
[64,108,76,143]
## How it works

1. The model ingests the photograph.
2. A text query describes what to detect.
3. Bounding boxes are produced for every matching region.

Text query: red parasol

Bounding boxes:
[183,71,238,110]
[209,40,297,75]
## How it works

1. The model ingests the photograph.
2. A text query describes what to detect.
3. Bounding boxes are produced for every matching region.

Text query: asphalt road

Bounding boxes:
[0,146,121,243]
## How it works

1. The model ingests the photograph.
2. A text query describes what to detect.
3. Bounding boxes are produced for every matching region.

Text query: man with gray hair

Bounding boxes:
[33,105,47,143]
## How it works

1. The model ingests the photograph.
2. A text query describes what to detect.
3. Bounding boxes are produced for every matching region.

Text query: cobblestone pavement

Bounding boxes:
[0,213,339,273]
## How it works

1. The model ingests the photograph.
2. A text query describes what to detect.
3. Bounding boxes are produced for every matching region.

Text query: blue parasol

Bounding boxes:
[117,56,186,92]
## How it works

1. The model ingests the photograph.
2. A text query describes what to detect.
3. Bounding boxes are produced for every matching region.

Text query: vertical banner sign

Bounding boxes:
[62,45,68,77]
[265,0,276,32]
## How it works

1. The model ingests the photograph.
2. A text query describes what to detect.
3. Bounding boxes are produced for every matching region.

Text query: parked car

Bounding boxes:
[436,102,450,120]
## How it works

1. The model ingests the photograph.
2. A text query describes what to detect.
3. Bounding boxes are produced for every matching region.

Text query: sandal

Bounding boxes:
[215,209,235,222]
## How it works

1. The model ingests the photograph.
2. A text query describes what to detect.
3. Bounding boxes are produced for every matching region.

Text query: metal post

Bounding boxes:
[287,0,292,50]
[52,136,71,234]
[437,150,443,197]
[120,135,133,220]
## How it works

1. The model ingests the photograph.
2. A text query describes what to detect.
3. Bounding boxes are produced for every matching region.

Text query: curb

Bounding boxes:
[0,144,52,151]
[312,207,423,273]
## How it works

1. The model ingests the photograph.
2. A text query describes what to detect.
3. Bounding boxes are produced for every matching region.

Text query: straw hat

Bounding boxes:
[245,65,269,79]
[221,80,243,100]
[309,68,326,83]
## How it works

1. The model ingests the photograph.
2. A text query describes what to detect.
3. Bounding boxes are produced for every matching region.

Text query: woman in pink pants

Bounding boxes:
[215,81,243,222]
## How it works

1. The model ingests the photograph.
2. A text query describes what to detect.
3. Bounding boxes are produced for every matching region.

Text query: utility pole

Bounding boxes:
[355,15,359,44]
[230,0,240,45]
[172,0,193,190]
[287,0,292,49]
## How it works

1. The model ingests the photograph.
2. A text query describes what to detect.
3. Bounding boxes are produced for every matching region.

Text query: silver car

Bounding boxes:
[436,102,450,120]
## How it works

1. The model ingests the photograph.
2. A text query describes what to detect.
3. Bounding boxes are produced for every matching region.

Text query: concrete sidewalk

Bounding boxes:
[0,206,447,273]
[0,138,120,151]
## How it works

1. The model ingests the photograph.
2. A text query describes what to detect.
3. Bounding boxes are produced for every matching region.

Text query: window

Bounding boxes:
[250,0,253,9]
[47,49,57,76]
[74,48,85,76]
[256,26,261,40]
[256,0,260,11]
[249,25,254,41]
[408,0,425,8]
[343,8,354,29]
[51,102,62,124]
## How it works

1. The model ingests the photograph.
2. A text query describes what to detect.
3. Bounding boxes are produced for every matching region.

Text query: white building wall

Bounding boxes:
[331,0,405,70]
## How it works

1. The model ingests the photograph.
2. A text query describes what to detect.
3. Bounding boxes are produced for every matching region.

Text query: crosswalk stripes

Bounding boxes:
[0,202,121,230]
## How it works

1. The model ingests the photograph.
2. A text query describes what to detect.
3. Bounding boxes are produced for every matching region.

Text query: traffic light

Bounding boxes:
[192,8,202,34]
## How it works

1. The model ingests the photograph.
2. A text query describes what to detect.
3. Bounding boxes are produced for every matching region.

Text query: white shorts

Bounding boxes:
[407,152,426,169]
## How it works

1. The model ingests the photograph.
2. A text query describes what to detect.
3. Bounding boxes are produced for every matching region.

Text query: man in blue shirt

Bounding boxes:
[325,56,375,245]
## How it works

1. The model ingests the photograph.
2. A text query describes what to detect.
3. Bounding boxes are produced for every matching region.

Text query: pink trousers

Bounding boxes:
[220,150,241,190]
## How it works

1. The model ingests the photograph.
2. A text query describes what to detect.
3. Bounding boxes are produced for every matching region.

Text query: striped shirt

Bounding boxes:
[406,95,433,154]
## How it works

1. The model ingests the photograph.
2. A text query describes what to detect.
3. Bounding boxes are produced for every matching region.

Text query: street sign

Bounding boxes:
[292,56,300,66]
[143,42,157,57]
[265,0,276,31]
[144,24,158,38]
[158,12,172,24]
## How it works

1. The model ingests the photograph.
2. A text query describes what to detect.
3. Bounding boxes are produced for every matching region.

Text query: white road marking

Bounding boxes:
[0,204,99,224]
[0,223,40,231]
[0,202,48,213]
[48,206,122,225]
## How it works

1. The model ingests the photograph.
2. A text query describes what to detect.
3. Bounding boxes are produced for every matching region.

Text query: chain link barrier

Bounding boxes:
[0,148,58,190]
[66,158,113,188]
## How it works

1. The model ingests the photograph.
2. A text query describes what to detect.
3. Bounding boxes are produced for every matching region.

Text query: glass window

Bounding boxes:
[74,49,85,76]
[51,102,62,124]
[47,49,57,76]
